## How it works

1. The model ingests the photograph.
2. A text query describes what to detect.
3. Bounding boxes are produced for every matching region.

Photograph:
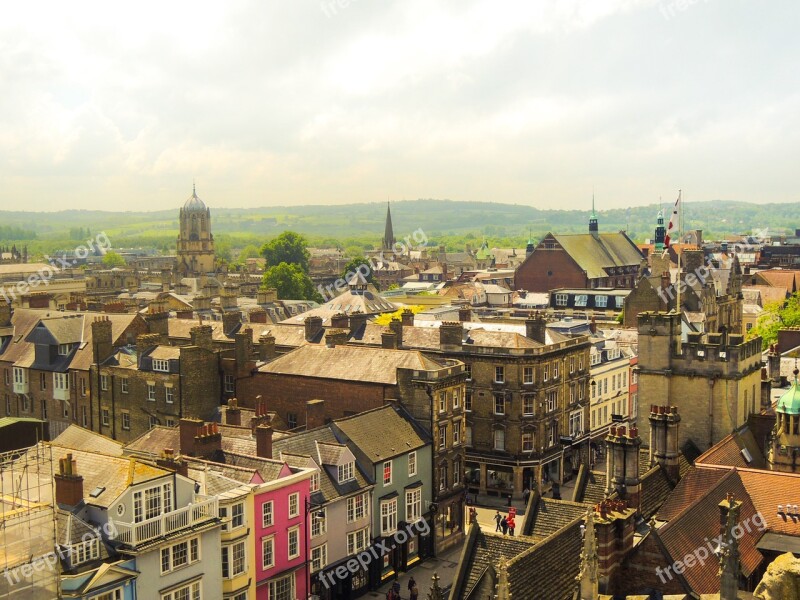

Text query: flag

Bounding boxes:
[663,190,681,252]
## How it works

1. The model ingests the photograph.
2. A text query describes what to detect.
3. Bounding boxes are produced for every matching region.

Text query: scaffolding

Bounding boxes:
[0,443,59,599]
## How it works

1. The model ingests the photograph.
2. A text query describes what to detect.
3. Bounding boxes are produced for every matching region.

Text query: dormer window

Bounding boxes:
[58,344,72,356]
[152,359,170,372]
[338,461,354,483]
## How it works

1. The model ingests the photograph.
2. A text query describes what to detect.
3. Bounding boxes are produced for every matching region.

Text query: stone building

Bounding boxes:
[768,368,800,473]
[176,185,215,276]
[635,311,762,452]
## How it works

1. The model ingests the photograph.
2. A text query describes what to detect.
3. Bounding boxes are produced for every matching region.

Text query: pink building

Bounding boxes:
[255,464,313,600]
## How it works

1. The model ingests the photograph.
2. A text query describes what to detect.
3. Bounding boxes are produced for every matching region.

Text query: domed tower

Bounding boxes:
[177,184,215,276]
[768,367,800,473]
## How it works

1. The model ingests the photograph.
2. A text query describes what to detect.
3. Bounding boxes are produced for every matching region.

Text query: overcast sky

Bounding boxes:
[1,0,798,212]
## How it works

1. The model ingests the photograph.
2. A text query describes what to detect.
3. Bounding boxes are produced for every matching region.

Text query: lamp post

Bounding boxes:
[305,497,324,600]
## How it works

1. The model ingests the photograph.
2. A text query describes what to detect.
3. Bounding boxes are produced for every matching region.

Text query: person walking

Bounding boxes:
[508,516,516,536]
[410,582,420,600]
[494,510,502,532]
[408,576,416,596]
[500,515,508,535]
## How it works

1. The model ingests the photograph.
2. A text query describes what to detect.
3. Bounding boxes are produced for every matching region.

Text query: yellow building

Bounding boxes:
[177,185,215,276]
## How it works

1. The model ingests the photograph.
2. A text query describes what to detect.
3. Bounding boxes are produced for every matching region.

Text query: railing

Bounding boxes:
[114,495,218,547]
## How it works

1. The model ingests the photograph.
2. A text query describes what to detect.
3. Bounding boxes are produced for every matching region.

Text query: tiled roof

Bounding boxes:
[123,425,180,457]
[332,405,428,462]
[640,466,675,519]
[526,497,586,541]
[460,531,533,597]
[580,470,608,505]
[737,468,800,537]
[52,425,124,456]
[695,428,766,469]
[657,466,731,521]
[259,344,446,385]
[549,232,644,280]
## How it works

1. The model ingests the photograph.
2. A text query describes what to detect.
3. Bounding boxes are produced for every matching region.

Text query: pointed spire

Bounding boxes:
[589,193,599,234]
[383,201,395,251]
[193,180,196,196]
[495,557,512,600]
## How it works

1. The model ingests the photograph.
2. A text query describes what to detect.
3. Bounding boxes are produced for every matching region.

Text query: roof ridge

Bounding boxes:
[660,468,739,531]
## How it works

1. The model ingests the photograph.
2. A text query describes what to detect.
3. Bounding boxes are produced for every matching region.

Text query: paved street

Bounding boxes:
[367,545,463,599]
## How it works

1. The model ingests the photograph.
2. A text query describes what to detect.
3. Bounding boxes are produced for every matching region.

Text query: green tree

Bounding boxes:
[340,257,377,287]
[101,251,126,268]
[261,231,310,273]
[238,244,262,261]
[262,262,322,302]
[749,294,800,348]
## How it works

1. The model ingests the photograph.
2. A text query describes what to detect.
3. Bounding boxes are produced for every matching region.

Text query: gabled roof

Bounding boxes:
[695,427,766,469]
[545,232,644,280]
[333,405,428,463]
[52,425,124,456]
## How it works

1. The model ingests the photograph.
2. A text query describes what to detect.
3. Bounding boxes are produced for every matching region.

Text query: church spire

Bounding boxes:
[382,202,396,251]
[589,193,599,234]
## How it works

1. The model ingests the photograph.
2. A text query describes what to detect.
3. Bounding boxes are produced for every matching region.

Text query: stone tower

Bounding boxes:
[177,184,215,276]
[382,202,395,252]
[768,367,800,473]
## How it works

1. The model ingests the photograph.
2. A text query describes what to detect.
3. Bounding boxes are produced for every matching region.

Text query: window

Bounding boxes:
[569,411,583,437]
[160,537,199,573]
[121,378,128,393]
[569,385,575,403]
[595,295,608,308]
[58,343,72,356]
[94,589,123,600]
[166,385,174,404]
[40,372,47,390]
[569,357,575,374]
[70,538,100,565]
[453,457,462,485]
[464,363,472,380]
[579,355,584,371]
[408,451,417,477]
[262,536,275,569]
[288,493,299,518]
[53,373,69,391]
[80,378,87,396]
[101,408,110,426]
[523,367,534,385]
[100,374,108,391]
[268,574,294,600]
[224,374,235,394]
[543,364,549,381]
[465,390,472,412]
[611,375,616,391]
[438,462,448,490]
[453,420,461,445]
[133,482,172,523]
[149,415,158,429]
[147,383,156,401]
[153,359,170,372]
[13,367,26,387]
[494,366,504,383]
[381,498,397,535]
[493,428,505,451]
[494,393,505,415]
[465,425,472,447]
[222,541,246,578]
[310,470,320,493]
[574,294,588,307]
[338,461,355,483]
[160,581,200,600]
[21,395,29,413]
[166,417,175,427]
[347,527,369,554]
[311,544,327,572]
[347,493,366,523]
[553,362,559,379]
[547,391,557,412]
[523,395,534,416]
[603,379,608,395]
[287,527,300,559]
[438,392,446,413]
[555,293,568,306]
[406,488,421,522]
[287,412,297,429]
[522,432,535,452]
[122,412,130,430]
[438,424,447,450]
[549,421,558,447]
[227,502,245,529]
[2,370,6,385]
[383,460,392,485]
[453,389,460,409]
[61,399,69,418]
[41,400,48,419]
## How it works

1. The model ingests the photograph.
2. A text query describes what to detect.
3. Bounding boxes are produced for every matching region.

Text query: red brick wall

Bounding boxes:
[515,248,588,293]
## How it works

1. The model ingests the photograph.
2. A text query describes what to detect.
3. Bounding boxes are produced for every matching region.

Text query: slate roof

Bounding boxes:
[549,232,644,280]
[526,496,587,541]
[639,466,675,519]
[579,470,608,505]
[460,531,533,597]
[52,425,124,456]
[259,344,446,385]
[332,405,428,462]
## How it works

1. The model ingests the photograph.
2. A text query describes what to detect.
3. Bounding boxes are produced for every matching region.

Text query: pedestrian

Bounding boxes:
[494,510,502,532]
[410,583,419,599]
[523,487,530,504]
[500,516,508,535]
[508,517,516,536]
[408,576,416,595]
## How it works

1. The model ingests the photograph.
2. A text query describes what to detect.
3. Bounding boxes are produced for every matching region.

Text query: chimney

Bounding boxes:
[257,288,278,304]
[718,493,742,600]
[306,399,326,430]
[401,309,415,326]
[439,322,463,351]
[91,316,114,365]
[0,300,11,327]
[649,405,681,482]
[145,306,170,338]
[222,310,242,335]
[304,316,323,342]
[220,284,239,310]
[179,417,204,456]
[193,295,211,312]
[525,312,547,344]
[331,313,349,329]
[258,333,276,361]
[226,398,242,426]
[250,399,272,433]
[589,316,597,335]
[155,448,188,478]
[160,269,171,293]
[194,422,222,459]
[348,312,367,334]
[768,344,781,385]
[594,499,636,590]
[388,318,403,347]
[382,330,398,350]
[190,325,214,351]
[249,307,268,324]
[682,249,705,276]
[458,306,471,322]
[235,327,253,371]
[605,425,642,512]
[255,424,273,459]
[326,328,348,347]
[55,453,84,506]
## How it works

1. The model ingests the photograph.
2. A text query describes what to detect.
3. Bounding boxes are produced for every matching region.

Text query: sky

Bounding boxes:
[1,0,799,212]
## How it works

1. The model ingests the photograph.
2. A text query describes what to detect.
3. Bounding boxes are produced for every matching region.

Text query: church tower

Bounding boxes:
[177,185,215,276]
[382,202,396,252]
[589,195,599,235]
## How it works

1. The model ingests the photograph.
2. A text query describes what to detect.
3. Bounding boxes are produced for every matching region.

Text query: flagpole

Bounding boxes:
[677,189,682,315]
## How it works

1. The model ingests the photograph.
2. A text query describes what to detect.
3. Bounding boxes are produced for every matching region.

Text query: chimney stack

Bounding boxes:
[55,453,84,506]
[326,328,348,347]
[258,333,276,361]
[594,499,636,590]
[179,417,204,456]
[330,313,349,329]
[401,309,415,326]
[605,425,642,513]
[193,422,222,458]
[388,318,403,347]
[304,316,324,342]
[306,399,326,430]
[156,448,188,477]
[348,312,367,335]
[234,327,253,372]
[190,325,214,351]
[649,405,681,482]
[91,316,114,365]
[0,300,12,328]
[256,424,273,459]
[226,398,242,426]
[249,307,268,324]
[381,330,398,350]
[525,312,547,344]
[458,306,471,322]
[222,310,242,335]
[439,322,463,351]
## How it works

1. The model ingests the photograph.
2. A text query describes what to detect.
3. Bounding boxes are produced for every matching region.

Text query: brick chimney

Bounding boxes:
[226,398,242,426]
[190,324,214,351]
[257,288,278,304]
[594,499,636,590]
[439,322,463,351]
[155,448,188,477]
[649,405,681,482]
[348,312,367,334]
[768,344,781,386]
[304,316,324,342]
[256,424,273,459]
[179,417,204,456]
[193,295,211,312]
[306,399,326,430]
[458,306,471,322]
[401,309,415,326]
[589,316,597,335]
[258,333,276,361]
[55,453,84,506]
[250,400,272,433]
[525,312,547,344]
[194,422,222,458]
[331,313,349,329]
[326,328,348,347]
[235,327,253,372]
[145,306,170,339]
[222,310,242,335]
[382,330,398,350]
[91,316,114,365]
[389,318,403,347]
[250,307,268,324]
[220,284,239,310]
